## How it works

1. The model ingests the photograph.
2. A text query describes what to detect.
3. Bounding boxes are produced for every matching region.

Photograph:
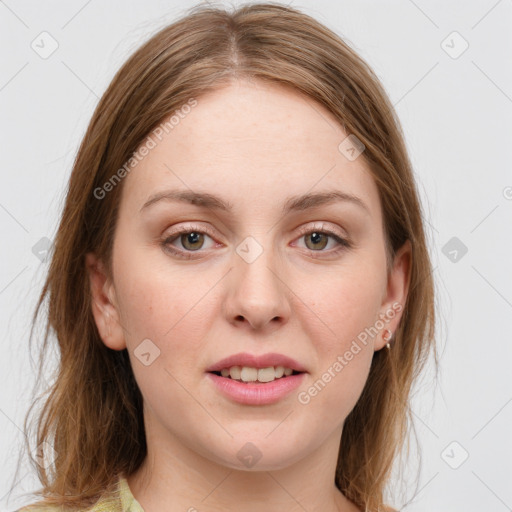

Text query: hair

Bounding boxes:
[14,2,437,511]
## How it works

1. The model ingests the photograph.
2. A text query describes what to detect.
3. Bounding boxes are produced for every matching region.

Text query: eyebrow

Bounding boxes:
[140,189,370,215]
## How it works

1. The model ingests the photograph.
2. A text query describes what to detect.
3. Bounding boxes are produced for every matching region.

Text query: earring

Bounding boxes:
[382,328,393,349]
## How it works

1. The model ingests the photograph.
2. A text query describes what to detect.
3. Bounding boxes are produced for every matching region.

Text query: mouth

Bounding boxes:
[206,367,307,405]
[208,366,304,384]
[205,353,307,404]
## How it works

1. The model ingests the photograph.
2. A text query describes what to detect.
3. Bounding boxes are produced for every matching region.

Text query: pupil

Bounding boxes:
[182,232,203,250]
[306,231,328,251]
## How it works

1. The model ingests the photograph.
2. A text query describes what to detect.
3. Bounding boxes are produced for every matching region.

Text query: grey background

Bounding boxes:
[1,0,511,510]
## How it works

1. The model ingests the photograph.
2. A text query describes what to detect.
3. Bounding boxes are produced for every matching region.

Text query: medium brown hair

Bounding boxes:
[14,2,437,510]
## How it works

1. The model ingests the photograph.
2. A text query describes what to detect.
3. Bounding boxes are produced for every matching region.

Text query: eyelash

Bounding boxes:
[161,223,351,259]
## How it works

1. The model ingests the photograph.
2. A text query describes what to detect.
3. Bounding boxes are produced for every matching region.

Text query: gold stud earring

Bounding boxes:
[382,328,393,349]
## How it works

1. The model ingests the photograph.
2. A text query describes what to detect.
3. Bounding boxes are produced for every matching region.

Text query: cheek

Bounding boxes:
[296,261,384,351]
[113,260,215,420]
[291,264,383,414]
[112,243,218,369]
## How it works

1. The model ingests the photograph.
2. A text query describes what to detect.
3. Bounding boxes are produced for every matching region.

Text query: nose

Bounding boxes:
[223,240,291,332]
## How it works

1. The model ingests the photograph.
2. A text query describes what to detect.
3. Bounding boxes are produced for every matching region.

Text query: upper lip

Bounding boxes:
[206,352,307,373]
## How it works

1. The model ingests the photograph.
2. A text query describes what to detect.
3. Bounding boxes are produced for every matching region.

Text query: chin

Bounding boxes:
[200,435,310,472]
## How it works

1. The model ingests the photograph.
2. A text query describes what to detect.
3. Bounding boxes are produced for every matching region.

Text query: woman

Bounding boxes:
[14,2,436,511]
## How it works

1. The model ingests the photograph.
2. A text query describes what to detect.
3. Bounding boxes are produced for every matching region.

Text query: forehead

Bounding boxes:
[120,79,381,220]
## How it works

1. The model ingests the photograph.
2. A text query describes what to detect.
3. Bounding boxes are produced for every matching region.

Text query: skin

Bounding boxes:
[86,79,411,512]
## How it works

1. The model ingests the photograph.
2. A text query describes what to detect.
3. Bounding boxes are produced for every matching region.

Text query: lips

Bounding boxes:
[205,352,308,404]
[205,352,307,373]
[206,371,306,405]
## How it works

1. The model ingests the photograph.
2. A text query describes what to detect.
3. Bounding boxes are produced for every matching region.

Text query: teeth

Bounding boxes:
[257,367,276,383]
[218,365,296,383]
[230,366,241,380]
[241,367,258,382]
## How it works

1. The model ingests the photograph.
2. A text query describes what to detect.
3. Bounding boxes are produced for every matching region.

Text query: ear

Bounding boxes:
[85,252,126,351]
[374,239,412,351]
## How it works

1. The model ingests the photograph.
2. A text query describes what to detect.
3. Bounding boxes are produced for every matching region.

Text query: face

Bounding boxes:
[87,79,410,471]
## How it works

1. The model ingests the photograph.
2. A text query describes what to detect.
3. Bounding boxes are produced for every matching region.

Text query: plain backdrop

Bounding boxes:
[1,1,511,511]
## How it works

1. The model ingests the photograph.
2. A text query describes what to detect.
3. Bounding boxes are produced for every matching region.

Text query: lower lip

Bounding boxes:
[206,372,306,405]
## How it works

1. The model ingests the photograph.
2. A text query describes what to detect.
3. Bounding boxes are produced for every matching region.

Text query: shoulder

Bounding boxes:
[13,506,60,512]
[13,474,135,512]
[13,494,124,511]
[14,505,58,512]
[14,496,122,511]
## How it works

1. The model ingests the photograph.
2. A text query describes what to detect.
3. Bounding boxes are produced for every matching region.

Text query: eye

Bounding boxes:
[294,223,351,254]
[161,222,351,260]
[162,224,218,258]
